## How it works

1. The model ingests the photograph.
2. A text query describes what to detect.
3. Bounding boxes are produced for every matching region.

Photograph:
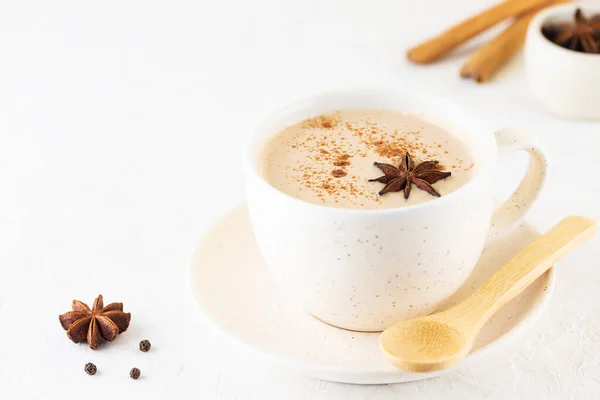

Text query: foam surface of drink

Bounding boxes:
[259,110,476,209]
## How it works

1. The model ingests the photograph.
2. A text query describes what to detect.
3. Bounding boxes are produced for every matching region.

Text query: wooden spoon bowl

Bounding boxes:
[380,319,468,372]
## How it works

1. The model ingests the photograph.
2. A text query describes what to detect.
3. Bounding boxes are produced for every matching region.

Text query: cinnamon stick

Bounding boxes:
[407,0,551,64]
[460,0,571,83]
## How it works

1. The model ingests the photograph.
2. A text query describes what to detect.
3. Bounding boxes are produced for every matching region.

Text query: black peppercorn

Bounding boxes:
[84,362,97,376]
[130,367,141,380]
[139,340,151,352]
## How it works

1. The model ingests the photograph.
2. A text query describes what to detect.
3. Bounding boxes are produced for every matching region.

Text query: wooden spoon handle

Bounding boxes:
[451,216,596,329]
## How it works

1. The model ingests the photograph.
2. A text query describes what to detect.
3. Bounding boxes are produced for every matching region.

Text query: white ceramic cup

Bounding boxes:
[244,88,547,332]
[525,4,600,120]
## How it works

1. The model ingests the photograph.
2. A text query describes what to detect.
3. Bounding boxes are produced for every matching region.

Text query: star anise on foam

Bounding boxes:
[59,294,131,350]
[369,152,451,199]
[542,8,600,54]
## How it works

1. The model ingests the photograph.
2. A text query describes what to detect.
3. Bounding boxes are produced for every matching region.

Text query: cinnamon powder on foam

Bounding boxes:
[285,112,462,205]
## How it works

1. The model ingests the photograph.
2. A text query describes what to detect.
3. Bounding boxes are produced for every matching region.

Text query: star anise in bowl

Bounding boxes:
[59,294,131,350]
[542,8,600,54]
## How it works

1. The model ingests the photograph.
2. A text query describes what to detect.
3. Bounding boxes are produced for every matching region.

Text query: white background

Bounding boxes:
[1,0,600,399]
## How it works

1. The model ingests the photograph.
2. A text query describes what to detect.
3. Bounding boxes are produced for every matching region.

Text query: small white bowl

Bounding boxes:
[525,4,600,120]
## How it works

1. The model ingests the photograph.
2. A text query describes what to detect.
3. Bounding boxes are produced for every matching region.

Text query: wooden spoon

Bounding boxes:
[380,216,596,373]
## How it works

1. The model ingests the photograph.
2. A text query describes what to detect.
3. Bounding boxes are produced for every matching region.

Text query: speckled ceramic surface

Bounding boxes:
[187,204,555,384]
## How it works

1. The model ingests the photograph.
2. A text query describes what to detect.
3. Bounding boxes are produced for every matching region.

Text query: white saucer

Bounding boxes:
[188,204,555,384]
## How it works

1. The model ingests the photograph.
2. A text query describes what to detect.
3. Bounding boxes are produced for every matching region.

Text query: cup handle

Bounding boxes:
[488,127,548,242]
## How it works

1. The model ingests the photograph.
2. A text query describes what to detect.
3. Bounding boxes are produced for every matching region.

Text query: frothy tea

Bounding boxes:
[259,109,476,209]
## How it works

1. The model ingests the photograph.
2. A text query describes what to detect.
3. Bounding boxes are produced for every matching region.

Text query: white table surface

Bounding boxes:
[1,0,599,399]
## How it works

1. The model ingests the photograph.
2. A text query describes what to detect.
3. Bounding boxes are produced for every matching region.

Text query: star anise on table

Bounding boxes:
[59,294,131,350]
[542,8,600,54]
[369,152,451,199]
